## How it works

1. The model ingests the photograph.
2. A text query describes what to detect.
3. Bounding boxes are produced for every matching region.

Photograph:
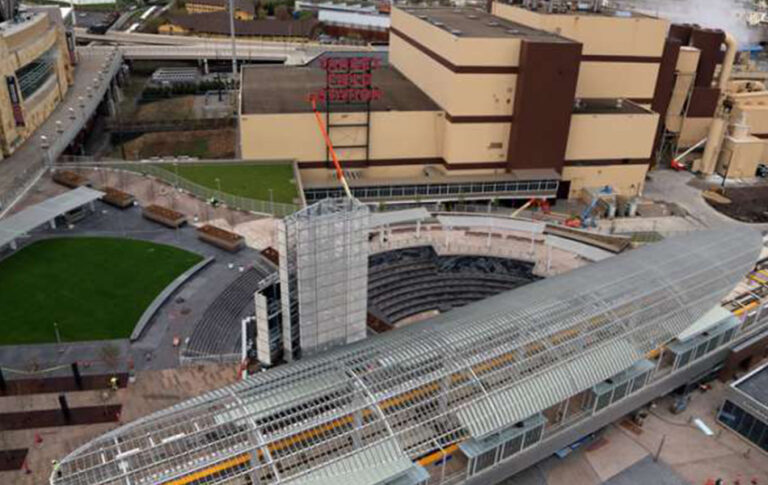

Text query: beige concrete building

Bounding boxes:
[0,7,74,160]
[239,2,689,202]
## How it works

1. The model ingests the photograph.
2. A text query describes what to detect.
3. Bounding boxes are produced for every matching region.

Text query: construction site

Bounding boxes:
[1,0,768,484]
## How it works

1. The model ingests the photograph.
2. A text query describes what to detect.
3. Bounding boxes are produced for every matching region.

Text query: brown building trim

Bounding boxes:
[687,86,721,118]
[564,159,650,167]
[691,28,726,88]
[581,55,662,63]
[650,38,682,167]
[297,158,510,170]
[390,27,519,74]
[443,161,508,170]
[445,113,514,123]
[507,40,582,173]
[628,98,654,105]
[753,133,768,139]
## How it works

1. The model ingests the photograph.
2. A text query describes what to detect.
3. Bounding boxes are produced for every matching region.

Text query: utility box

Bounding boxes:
[717,135,765,179]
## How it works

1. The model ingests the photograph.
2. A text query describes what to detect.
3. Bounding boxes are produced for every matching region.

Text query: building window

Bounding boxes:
[472,448,497,475]
[16,46,58,100]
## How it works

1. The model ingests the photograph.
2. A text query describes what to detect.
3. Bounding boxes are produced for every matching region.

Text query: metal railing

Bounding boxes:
[64,161,301,217]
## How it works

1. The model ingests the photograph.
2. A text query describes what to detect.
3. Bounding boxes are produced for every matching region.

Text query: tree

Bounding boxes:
[275,4,290,20]
[257,7,267,19]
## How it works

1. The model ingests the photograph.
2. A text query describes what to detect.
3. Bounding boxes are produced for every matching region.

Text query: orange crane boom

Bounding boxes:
[310,96,353,199]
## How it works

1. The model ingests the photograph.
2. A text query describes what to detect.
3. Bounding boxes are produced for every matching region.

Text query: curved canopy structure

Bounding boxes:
[52,229,763,485]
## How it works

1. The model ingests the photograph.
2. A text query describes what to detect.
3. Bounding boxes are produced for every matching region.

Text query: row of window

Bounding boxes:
[305,180,560,202]
[718,400,768,453]
[469,423,545,477]
[588,365,654,414]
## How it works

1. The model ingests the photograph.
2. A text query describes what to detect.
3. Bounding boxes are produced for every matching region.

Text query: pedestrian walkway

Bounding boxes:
[0,48,122,216]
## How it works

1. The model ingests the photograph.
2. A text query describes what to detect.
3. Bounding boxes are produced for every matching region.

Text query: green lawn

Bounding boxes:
[169,163,298,203]
[0,238,202,345]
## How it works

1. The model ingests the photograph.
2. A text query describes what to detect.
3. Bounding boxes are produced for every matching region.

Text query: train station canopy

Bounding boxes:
[51,228,762,485]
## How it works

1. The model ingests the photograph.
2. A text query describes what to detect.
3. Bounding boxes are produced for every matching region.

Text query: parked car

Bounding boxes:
[757,163,768,177]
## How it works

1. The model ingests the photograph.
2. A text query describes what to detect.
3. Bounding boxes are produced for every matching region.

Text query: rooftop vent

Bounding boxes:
[506,28,521,34]
[451,28,463,36]
[467,14,478,19]
[487,21,499,26]
[418,14,428,19]
[433,21,445,26]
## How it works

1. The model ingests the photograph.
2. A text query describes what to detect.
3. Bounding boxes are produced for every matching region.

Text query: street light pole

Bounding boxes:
[53,322,61,344]
[228,0,237,79]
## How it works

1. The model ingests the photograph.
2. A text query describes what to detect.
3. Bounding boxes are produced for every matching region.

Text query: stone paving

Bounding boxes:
[0,364,239,485]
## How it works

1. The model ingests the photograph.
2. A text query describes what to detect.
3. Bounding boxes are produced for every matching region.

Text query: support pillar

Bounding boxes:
[59,394,71,423]
[203,58,210,75]
[416,220,421,238]
[9,240,17,250]
[546,243,552,273]
[49,218,57,229]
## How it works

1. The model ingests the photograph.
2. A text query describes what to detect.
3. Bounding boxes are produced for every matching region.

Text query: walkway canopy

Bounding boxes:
[0,187,103,249]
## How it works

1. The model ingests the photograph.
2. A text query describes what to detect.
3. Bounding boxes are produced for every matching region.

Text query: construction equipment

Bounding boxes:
[671,137,708,171]
[309,95,353,199]
[580,186,612,228]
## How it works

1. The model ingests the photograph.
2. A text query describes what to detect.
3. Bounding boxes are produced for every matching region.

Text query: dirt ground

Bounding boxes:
[132,96,196,121]
[704,185,768,223]
[121,128,236,160]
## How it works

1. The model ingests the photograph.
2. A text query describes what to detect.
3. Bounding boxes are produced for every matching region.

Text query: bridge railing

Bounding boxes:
[0,48,123,217]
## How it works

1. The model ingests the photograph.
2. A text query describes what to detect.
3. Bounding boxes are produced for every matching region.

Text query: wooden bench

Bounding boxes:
[196,225,245,252]
[142,204,186,228]
[100,187,135,209]
[53,170,90,189]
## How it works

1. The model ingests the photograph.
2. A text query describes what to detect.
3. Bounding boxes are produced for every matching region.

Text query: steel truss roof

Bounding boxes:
[51,229,763,485]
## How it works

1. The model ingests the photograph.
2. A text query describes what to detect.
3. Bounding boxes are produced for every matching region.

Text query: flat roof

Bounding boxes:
[241,65,439,114]
[573,98,653,115]
[301,167,560,189]
[505,2,654,19]
[734,362,768,408]
[397,6,573,41]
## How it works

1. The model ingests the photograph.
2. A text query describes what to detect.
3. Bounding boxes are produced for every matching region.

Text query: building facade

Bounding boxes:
[0,7,74,159]
[238,2,700,202]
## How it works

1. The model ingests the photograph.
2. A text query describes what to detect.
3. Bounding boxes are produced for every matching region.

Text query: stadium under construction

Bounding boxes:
[50,227,768,485]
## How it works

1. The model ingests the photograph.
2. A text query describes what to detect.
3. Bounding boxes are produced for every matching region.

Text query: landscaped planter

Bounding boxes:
[261,247,279,266]
[53,170,89,189]
[100,187,135,209]
[197,225,245,252]
[142,204,187,228]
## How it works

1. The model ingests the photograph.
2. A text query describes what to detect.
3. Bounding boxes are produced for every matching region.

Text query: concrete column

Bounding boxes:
[10,240,17,250]
[106,96,116,117]
[203,58,210,75]
[546,243,552,273]
[416,220,421,238]
[49,218,57,229]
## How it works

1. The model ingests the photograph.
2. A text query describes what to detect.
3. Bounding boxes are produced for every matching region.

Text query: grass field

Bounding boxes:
[0,238,202,345]
[169,163,298,203]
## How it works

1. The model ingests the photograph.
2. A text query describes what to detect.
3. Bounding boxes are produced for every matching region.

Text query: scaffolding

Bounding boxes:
[277,198,370,361]
[50,228,763,485]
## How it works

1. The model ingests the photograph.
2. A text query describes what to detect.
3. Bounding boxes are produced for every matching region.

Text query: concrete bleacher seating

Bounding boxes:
[368,246,538,325]
[183,259,276,361]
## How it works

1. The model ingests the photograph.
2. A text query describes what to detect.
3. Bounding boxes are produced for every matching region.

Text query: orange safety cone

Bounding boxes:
[34,431,43,445]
